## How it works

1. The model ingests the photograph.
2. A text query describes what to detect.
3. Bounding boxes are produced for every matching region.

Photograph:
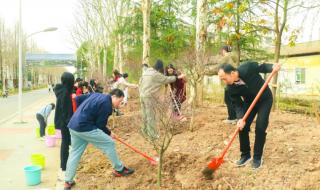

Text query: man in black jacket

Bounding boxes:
[54,72,74,179]
[218,61,280,169]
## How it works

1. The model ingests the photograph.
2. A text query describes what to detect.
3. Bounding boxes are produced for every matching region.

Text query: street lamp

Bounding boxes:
[18,0,58,123]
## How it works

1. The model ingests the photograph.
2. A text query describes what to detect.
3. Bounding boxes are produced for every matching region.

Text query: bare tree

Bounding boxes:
[176,50,210,131]
[141,95,178,187]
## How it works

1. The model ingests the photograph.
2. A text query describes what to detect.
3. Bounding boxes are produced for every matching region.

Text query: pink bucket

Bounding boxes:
[55,129,62,139]
[45,136,56,147]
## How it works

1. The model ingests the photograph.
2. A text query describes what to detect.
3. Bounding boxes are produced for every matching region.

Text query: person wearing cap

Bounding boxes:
[139,59,185,139]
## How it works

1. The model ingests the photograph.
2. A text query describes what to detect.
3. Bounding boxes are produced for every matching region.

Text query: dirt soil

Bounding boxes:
[74,98,320,190]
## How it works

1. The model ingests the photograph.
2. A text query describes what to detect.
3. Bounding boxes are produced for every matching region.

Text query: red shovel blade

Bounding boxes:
[207,157,224,170]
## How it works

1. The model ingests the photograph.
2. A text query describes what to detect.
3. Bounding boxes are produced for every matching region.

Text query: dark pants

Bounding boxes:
[239,97,273,160]
[61,126,71,171]
[36,113,46,137]
[224,88,236,120]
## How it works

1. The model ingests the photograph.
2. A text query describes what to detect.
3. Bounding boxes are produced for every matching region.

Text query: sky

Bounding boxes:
[0,0,77,54]
[0,0,319,54]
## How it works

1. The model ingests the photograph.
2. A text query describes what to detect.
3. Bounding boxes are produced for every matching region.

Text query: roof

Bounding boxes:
[268,40,320,56]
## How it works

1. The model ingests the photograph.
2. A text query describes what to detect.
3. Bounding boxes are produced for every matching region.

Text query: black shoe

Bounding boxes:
[112,166,135,177]
[251,158,263,169]
[236,155,251,167]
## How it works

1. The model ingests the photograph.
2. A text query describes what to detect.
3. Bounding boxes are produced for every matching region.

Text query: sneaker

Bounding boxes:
[223,119,237,125]
[236,155,251,167]
[39,137,45,141]
[251,158,263,170]
[112,166,135,177]
[64,181,76,190]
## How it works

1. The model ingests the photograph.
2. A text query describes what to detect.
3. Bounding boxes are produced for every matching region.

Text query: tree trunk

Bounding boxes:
[272,0,288,110]
[102,47,107,80]
[118,35,124,73]
[193,0,207,106]
[142,0,151,66]
[113,37,119,71]
[157,151,163,187]
[272,33,281,110]
[235,0,241,65]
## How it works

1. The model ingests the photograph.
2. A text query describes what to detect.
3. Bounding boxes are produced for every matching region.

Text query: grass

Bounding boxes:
[202,83,318,115]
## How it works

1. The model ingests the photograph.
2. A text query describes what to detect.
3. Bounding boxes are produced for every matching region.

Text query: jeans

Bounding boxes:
[36,113,46,137]
[65,129,123,182]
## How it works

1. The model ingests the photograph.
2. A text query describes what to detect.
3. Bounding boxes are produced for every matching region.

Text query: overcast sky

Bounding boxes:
[0,0,319,54]
[0,0,77,54]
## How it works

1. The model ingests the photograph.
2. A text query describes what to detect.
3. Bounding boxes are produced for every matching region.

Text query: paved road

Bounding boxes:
[0,89,54,124]
[0,92,60,189]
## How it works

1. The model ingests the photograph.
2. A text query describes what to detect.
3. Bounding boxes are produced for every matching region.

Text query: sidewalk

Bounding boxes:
[0,93,63,190]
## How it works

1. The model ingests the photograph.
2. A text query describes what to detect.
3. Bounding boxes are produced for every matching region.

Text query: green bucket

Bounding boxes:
[47,125,55,135]
[35,127,40,138]
[31,154,45,169]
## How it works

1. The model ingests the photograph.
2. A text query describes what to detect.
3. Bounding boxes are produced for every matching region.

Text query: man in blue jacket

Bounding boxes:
[64,89,134,190]
[218,61,280,170]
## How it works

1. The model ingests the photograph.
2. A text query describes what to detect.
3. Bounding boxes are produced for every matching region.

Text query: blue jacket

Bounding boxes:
[67,93,113,135]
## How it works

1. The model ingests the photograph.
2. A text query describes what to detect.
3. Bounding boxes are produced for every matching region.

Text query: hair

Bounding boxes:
[218,63,236,74]
[165,63,177,76]
[50,103,55,110]
[89,79,96,87]
[75,78,82,83]
[221,45,232,53]
[142,63,149,68]
[110,88,124,97]
[154,59,164,74]
[122,73,128,78]
[113,69,121,77]
[82,81,89,88]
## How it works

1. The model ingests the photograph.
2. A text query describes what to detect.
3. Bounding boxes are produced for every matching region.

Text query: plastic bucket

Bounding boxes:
[47,125,55,135]
[24,165,41,186]
[45,135,56,147]
[55,129,61,139]
[31,154,45,169]
[35,127,40,138]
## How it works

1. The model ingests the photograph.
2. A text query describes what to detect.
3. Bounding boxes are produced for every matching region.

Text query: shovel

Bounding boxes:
[112,134,159,166]
[202,65,280,179]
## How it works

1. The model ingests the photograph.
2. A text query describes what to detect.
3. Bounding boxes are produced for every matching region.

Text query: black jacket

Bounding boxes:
[54,72,75,130]
[227,61,273,118]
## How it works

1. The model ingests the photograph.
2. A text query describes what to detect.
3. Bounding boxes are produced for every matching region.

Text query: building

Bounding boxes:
[277,40,320,97]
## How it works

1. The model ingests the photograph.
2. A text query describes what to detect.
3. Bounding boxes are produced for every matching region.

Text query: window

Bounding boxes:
[295,68,306,84]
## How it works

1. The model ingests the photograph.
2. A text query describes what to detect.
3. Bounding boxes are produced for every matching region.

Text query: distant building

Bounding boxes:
[276,40,320,97]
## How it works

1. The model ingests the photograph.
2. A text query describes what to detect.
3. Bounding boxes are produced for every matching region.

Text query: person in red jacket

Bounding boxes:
[165,64,187,120]
[74,78,83,96]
